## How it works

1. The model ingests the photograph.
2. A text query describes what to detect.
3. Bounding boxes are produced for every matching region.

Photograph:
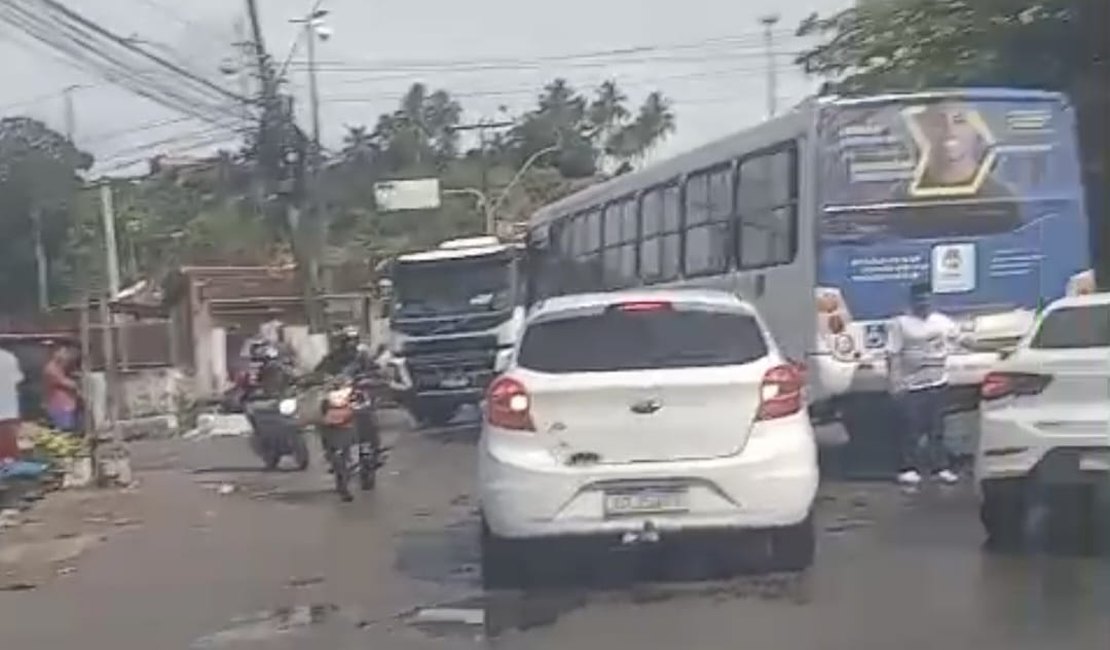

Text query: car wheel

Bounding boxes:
[481,518,525,590]
[769,513,816,572]
[980,478,1029,551]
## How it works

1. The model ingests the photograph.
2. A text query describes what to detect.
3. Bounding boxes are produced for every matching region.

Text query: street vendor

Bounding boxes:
[42,343,80,434]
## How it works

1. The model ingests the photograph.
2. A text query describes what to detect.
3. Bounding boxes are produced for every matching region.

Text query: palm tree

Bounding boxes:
[612,91,676,165]
[588,80,629,142]
[340,125,378,167]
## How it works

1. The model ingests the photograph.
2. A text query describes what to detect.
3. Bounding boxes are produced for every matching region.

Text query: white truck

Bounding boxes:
[379,236,525,427]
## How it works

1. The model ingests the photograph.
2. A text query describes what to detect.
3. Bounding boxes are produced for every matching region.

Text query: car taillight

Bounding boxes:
[756,364,804,421]
[486,376,535,431]
[611,300,672,313]
[981,372,1052,401]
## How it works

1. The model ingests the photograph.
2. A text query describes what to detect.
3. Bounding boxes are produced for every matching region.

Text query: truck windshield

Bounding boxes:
[393,256,512,317]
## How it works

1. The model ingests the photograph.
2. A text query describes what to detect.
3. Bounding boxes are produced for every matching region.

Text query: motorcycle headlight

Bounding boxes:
[278,398,298,416]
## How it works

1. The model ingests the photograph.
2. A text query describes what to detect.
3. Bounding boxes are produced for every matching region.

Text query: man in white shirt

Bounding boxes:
[0,346,23,461]
[887,282,961,486]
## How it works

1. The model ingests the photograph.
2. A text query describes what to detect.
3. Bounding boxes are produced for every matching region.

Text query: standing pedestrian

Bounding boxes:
[888,282,961,486]
[42,343,80,434]
[0,346,23,461]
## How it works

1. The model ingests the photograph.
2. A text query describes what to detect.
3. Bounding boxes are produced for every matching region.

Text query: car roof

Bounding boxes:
[1045,292,1110,311]
[529,289,756,319]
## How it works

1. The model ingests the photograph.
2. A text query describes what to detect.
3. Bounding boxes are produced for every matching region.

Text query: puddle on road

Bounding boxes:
[405,573,811,641]
[191,603,354,649]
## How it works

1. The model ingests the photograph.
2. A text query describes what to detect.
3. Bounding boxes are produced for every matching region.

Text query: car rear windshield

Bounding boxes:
[1031,304,1110,349]
[517,306,768,373]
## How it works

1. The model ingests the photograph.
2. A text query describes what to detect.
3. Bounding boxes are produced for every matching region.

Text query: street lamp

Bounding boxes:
[290,7,330,155]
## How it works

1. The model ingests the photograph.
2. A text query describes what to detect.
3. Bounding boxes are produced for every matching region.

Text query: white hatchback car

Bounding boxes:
[478,290,819,587]
[977,292,1110,547]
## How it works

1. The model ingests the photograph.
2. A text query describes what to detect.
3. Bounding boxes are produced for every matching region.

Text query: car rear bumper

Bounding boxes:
[479,414,818,539]
[976,406,1110,486]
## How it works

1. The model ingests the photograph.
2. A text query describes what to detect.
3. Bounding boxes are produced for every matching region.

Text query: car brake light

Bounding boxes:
[486,376,535,431]
[981,371,1052,401]
[612,300,672,313]
[756,364,804,421]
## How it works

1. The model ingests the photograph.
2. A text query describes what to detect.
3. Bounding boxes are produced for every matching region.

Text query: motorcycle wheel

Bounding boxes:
[358,448,376,491]
[291,435,310,471]
[331,446,353,502]
[258,439,281,471]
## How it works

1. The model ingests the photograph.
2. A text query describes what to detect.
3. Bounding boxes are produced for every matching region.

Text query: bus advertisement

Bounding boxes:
[813,91,1093,405]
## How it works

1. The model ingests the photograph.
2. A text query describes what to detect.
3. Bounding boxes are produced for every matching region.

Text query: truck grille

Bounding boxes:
[408,349,498,391]
[393,313,509,336]
[403,335,499,357]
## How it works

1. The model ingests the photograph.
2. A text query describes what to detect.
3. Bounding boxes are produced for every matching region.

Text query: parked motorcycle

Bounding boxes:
[319,372,385,501]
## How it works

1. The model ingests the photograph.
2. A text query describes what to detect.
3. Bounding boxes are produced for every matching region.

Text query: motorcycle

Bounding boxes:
[319,372,386,501]
[229,343,310,471]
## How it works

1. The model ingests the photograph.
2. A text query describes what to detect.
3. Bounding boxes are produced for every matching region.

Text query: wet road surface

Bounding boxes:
[1,411,1107,649]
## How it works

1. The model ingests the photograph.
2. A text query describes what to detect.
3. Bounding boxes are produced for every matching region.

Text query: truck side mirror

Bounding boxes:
[494,348,514,373]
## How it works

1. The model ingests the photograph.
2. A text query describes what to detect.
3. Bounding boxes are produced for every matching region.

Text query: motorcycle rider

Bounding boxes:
[315,326,383,500]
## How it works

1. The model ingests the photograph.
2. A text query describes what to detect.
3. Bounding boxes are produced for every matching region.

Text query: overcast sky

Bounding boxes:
[0,0,851,175]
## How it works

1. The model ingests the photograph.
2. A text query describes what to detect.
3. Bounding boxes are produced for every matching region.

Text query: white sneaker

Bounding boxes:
[934,469,959,485]
[897,470,922,486]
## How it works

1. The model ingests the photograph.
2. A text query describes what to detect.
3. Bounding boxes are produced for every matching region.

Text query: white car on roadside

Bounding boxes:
[976,292,1110,547]
[478,289,819,588]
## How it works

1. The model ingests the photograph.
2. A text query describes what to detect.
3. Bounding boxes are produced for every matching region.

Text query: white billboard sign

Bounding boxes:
[374,178,441,212]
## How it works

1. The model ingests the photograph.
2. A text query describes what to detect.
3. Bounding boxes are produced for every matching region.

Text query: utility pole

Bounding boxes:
[99,183,121,299]
[760,14,780,119]
[63,85,77,140]
[32,207,47,311]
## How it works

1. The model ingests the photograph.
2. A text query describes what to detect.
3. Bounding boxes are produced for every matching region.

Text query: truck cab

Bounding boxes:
[380,236,524,427]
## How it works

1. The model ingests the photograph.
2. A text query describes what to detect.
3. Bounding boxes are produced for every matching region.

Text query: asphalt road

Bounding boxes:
[1,410,1108,650]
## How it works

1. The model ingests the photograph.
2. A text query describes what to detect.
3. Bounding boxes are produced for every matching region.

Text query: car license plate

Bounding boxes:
[1079,451,1110,472]
[604,489,688,517]
[441,375,469,389]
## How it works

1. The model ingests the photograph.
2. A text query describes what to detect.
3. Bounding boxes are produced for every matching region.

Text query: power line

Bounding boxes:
[0,0,254,128]
[287,27,798,74]
[29,0,250,107]
[0,4,228,125]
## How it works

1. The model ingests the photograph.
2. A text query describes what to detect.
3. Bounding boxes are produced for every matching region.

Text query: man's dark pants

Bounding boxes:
[897,384,950,474]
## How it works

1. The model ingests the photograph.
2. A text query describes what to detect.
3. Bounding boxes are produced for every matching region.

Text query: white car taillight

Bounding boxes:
[1066,269,1096,296]
[981,371,1052,401]
[485,376,535,431]
[756,364,804,421]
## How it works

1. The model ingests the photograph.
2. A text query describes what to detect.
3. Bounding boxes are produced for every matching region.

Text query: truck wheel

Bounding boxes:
[416,404,457,428]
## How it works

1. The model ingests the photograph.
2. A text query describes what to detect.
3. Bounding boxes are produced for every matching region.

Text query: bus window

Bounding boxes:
[602,197,638,288]
[737,145,798,269]
[684,165,733,276]
[572,208,603,290]
[640,182,682,283]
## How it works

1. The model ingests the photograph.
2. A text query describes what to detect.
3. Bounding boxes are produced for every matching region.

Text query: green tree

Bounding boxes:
[796,0,1109,282]
[0,117,93,311]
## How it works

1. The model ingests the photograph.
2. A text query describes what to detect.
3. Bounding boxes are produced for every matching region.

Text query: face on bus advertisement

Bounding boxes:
[815,96,1088,319]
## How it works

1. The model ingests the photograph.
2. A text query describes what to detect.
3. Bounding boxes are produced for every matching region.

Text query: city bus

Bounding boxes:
[524,88,1093,439]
